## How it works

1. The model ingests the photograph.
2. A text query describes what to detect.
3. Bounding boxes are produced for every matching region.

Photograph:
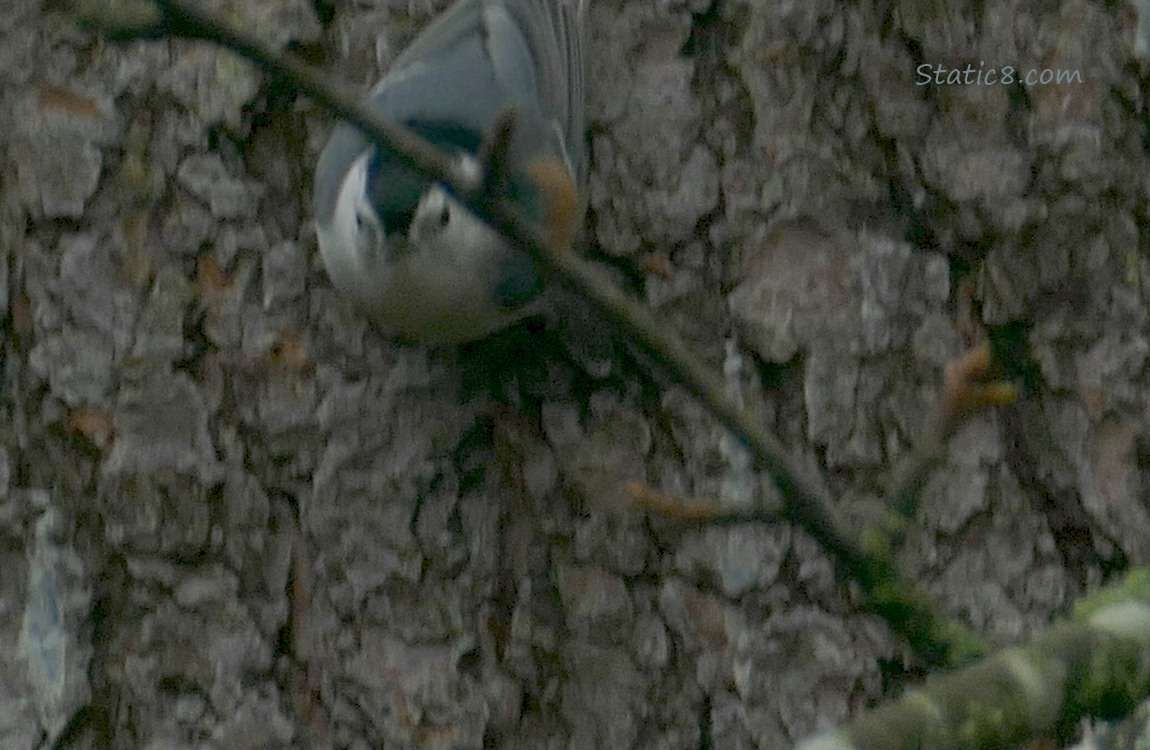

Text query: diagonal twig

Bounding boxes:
[72,0,986,665]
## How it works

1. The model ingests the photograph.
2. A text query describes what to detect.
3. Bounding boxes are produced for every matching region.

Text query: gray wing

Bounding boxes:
[385,0,587,181]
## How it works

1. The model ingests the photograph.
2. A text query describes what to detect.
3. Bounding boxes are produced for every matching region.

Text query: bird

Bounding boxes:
[313,0,588,343]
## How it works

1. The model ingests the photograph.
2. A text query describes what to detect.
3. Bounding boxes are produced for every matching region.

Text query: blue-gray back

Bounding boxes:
[314,0,587,229]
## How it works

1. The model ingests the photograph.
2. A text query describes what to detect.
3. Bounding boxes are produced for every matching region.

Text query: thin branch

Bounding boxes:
[73,0,986,666]
[625,481,784,525]
[887,341,1019,523]
[73,0,481,195]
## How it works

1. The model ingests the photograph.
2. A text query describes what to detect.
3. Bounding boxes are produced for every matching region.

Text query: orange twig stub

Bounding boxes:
[527,157,582,253]
[936,341,1018,435]
[625,481,726,522]
[65,409,114,445]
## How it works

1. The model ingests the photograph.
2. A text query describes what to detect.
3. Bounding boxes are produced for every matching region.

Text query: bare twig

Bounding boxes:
[73,0,987,666]
[888,341,1018,522]
[73,0,481,195]
[625,481,783,524]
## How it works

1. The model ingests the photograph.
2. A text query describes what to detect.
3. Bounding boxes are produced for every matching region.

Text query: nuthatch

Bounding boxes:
[313,0,587,342]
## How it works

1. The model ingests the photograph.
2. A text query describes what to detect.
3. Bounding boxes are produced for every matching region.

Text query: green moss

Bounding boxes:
[1074,569,1150,621]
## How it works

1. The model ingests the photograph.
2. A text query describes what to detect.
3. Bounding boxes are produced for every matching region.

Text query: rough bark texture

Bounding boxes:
[2,0,1148,748]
